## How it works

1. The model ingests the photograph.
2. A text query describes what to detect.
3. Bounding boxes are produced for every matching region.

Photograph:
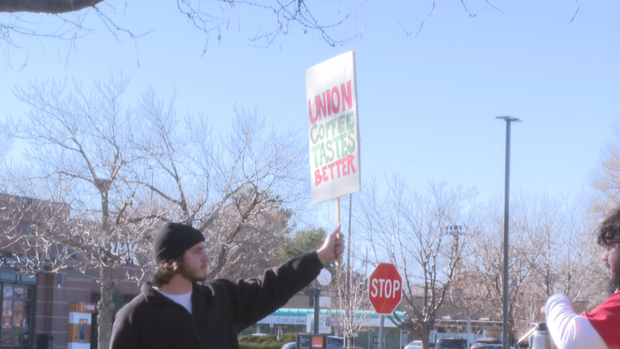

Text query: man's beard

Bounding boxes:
[179,263,208,283]
[608,266,620,295]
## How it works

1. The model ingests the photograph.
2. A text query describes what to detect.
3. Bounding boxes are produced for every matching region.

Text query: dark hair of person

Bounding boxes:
[597,208,620,247]
[151,255,184,287]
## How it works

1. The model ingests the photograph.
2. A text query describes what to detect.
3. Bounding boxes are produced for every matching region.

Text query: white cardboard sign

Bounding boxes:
[306,51,361,204]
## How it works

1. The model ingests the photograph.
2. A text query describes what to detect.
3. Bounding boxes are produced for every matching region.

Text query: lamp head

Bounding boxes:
[496,116,521,123]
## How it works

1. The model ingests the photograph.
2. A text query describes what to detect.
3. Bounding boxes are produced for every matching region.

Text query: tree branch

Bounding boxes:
[0,0,104,14]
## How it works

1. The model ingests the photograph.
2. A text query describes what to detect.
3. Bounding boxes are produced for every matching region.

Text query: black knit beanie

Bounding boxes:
[154,222,206,265]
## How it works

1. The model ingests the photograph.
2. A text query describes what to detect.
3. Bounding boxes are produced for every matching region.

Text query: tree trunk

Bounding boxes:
[421,324,430,349]
[97,265,115,349]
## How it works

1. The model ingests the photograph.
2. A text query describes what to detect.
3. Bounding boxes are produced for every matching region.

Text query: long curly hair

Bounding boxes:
[151,255,185,287]
[598,208,620,294]
[598,208,620,246]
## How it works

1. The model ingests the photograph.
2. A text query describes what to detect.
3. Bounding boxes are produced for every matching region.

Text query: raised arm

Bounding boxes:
[544,294,607,349]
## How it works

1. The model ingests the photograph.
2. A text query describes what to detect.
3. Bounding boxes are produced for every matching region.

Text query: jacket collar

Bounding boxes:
[141,282,207,304]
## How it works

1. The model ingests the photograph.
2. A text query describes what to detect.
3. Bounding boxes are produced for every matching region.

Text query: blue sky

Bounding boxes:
[2,0,619,226]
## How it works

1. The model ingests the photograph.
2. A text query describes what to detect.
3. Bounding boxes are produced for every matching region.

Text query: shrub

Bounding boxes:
[279,333,297,342]
[238,332,299,349]
[239,343,284,349]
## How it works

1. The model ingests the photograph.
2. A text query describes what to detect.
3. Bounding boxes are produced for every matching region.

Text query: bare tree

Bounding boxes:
[0,75,308,348]
[356,177,478,349]
[461,197,541,342]
[460,193,600,342]
[525,194,599,302]
[0,120,11,159]
[2,75,160,349]
[329,263,371,348]
[590,120,620,216]
[133,88,309,280]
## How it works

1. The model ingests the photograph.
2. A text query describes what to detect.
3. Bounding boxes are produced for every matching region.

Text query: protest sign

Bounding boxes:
[306,51,361,204]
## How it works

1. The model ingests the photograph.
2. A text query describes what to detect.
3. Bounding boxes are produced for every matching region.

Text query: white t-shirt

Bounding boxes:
[156,288,193,314]
[545,294,607,349]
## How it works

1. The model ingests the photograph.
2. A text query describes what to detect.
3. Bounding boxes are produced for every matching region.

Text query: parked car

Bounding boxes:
[280,336,363,349]
[326,336,363,348]
[281,342,297,349]
[405,340,436,349]
[327,336,345,348]
[471,344,502,349]
[471,338,502,349]
[436,337,468,349]
[405,340,424,349]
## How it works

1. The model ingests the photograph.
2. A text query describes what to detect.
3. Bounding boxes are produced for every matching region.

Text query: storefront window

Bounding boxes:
[13,289,29,300]
[1,331,10,344]
[0,284,33,348]
[2,301,12,329]
[13,302,23,329]
[2,288,12,299]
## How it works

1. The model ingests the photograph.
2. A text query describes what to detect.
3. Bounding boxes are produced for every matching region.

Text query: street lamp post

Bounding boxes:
[496,116,521,349]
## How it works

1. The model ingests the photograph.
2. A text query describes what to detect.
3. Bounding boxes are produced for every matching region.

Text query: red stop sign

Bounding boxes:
[368,263,402,315]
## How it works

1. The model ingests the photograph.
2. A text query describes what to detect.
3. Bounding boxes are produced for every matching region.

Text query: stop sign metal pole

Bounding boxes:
[496,116,520,349]
[313,289,320,335]
[378,315,385,349]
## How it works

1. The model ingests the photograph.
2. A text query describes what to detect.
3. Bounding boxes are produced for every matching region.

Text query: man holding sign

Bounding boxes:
[110,222,344,349]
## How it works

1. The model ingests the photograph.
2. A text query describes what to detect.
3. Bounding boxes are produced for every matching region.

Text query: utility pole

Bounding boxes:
[496,116,521,349]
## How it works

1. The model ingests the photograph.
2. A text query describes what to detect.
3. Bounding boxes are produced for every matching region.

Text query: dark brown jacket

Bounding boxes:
[109,252,323,349]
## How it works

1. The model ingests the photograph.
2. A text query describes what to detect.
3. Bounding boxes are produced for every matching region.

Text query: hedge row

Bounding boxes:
[238,333,297,349]
[239,343,286,349]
